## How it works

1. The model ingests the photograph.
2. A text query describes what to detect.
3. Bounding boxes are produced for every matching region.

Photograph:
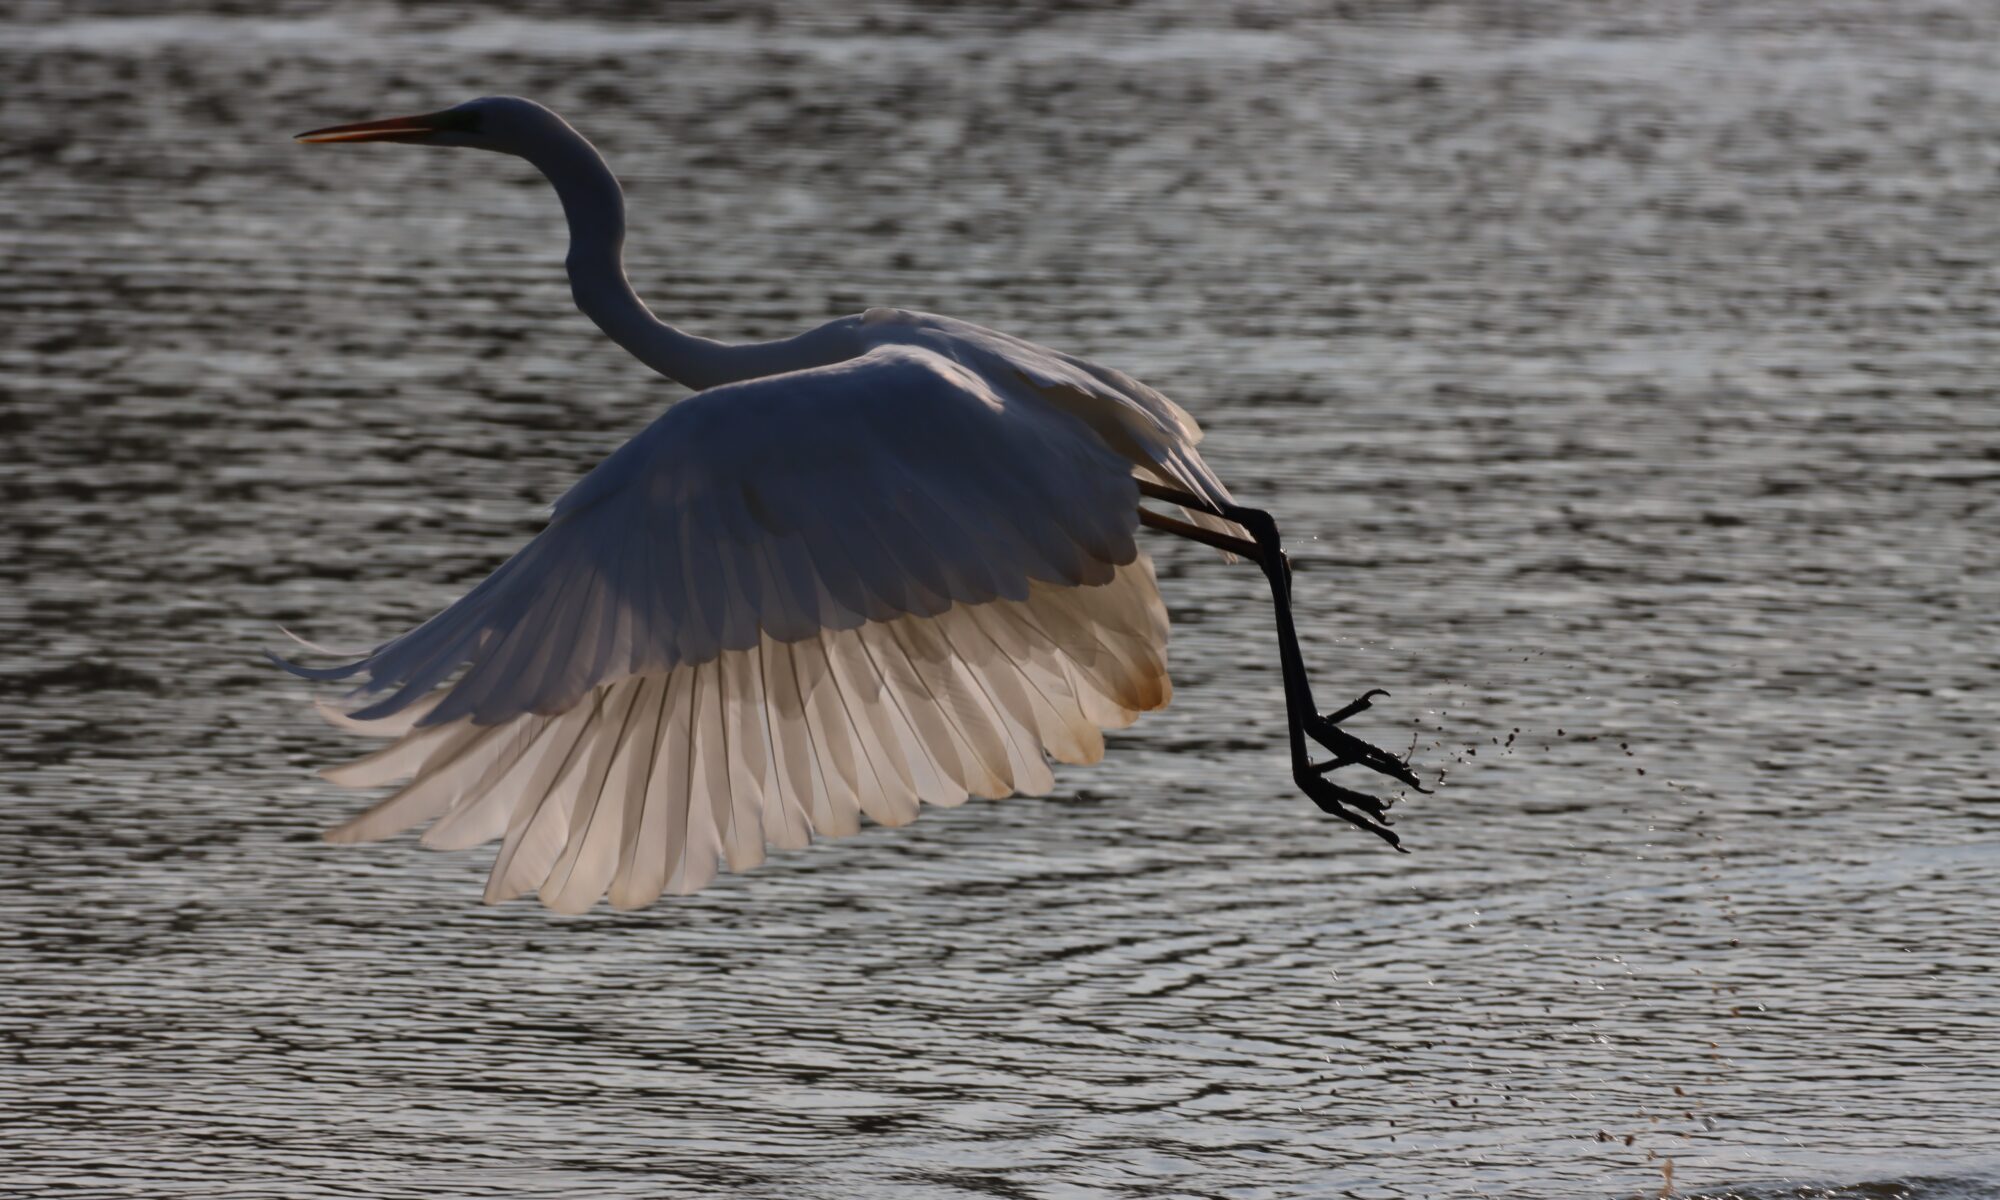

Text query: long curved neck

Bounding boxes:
[522,129,833,391]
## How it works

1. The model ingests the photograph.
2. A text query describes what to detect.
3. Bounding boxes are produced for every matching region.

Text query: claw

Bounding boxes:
[1321,688,1389,727]
[1304,710,1430,793]
[1290,684,1427,845]
[1298,771,1405,850]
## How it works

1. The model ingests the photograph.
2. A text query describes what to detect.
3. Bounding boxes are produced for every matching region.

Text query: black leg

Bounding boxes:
[1138,481,1424,849]
[1226,505,1420,848]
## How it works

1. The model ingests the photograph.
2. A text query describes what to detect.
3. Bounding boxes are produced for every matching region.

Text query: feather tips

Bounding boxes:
[312,558,1171,910]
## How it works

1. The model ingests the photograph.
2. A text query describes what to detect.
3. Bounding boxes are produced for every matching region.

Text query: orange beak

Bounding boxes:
[294,112,448,144]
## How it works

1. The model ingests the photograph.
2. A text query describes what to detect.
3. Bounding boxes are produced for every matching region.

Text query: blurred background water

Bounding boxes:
[3,2,1998,1197]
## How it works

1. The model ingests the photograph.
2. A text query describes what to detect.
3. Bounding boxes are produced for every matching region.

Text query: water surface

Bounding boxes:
[3,2,1998,1196]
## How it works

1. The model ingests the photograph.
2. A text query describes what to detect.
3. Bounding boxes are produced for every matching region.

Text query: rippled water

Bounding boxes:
[4,3,1998,1197]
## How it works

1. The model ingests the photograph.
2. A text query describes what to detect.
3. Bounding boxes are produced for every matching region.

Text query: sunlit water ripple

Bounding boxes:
[3,2,1997,1197]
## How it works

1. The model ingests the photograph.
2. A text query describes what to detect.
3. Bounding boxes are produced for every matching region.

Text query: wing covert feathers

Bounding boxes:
[318,558,1171,911]
[276,345,1149,732]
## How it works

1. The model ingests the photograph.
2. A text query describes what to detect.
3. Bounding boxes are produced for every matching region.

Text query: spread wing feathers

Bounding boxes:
[318,557,1171,912]
[276,345,1145,731]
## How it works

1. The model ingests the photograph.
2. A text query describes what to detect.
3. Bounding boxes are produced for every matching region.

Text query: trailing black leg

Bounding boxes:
[1138,481,1423,848]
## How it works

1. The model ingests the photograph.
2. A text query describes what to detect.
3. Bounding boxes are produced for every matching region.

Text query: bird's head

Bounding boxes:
[295,95,573,157]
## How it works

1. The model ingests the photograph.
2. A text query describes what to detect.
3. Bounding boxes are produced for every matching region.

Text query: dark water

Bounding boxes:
[4,3,1998,1197]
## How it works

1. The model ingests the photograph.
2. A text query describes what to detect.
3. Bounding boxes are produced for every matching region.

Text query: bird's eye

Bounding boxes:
[436,110,483,134]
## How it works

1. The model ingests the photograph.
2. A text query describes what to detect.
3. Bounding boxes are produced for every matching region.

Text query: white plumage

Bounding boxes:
[281,97,1270,908]
[316,560,1169,912]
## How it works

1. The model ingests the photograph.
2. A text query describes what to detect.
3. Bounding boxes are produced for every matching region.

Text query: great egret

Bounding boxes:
[279,96,1424,912]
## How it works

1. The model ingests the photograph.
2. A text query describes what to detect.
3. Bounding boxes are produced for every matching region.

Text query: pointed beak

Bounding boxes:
[294,111,449,145]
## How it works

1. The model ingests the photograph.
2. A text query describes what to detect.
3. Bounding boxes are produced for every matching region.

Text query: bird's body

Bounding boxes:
[294,309,1228,912]
[283,98,1418,911]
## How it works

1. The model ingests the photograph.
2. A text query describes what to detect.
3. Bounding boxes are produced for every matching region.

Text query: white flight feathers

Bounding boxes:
[317,561,1171,912]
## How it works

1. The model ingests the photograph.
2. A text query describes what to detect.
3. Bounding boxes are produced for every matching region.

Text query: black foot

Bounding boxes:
[1298,769,1405,851]
[1304,690,1430,794]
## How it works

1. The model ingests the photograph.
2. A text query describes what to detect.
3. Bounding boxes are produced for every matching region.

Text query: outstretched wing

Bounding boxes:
[280,345,1174,909]
[284,345,1143,728]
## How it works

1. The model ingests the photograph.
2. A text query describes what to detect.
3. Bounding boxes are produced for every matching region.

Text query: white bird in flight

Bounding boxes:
[280,96,1425,912]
